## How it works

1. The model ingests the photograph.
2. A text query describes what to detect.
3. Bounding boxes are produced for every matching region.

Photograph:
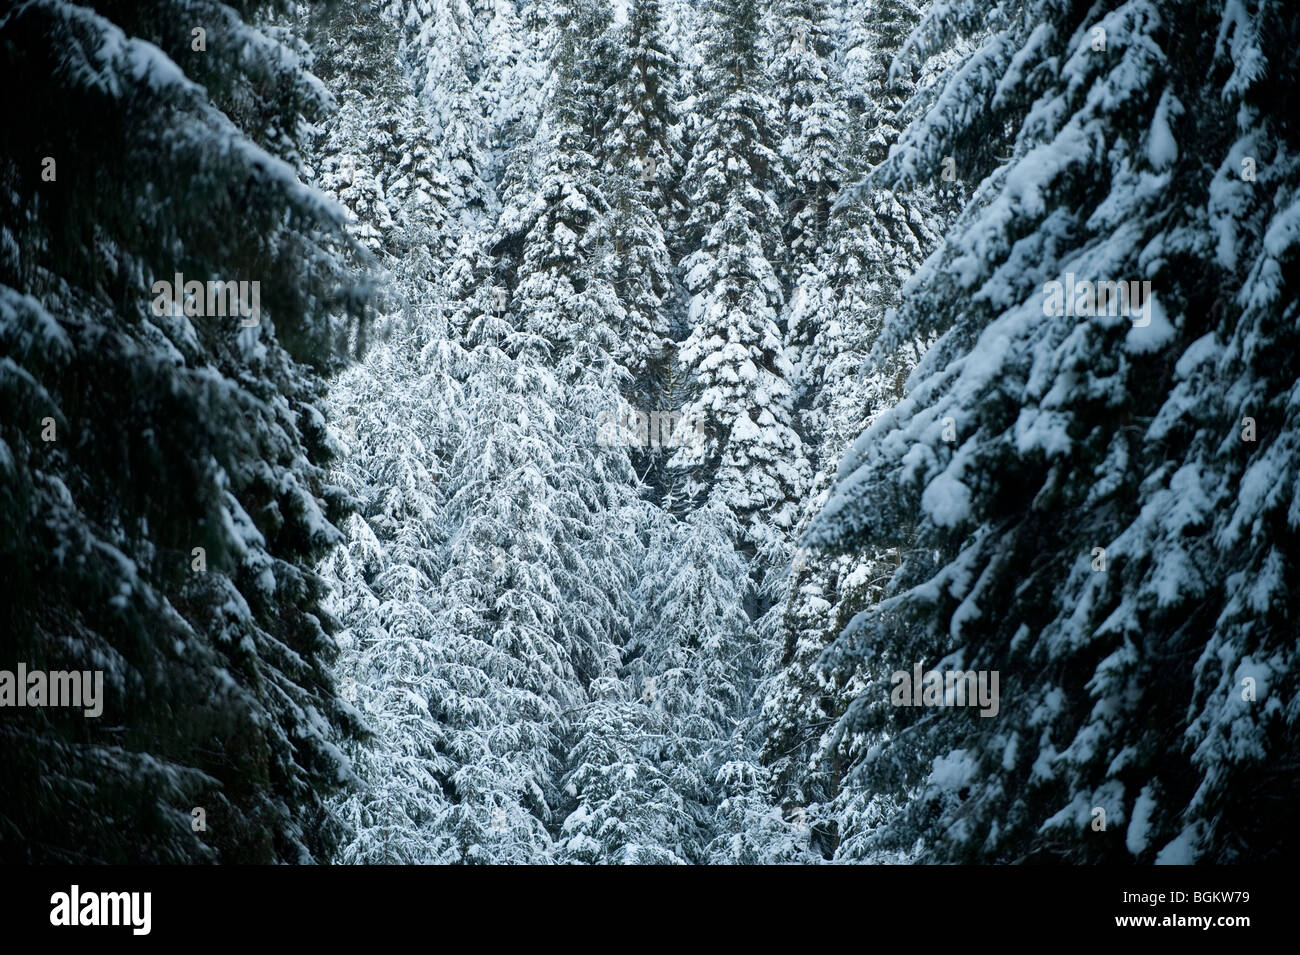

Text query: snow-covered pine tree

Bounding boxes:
[484,15,698,864]
[602,0,684,223]
[757,0,954,859]
[625,501,767,862]
[430,65,496,234]
[787,0,948,473]
[492,2,646,588]
[836,0,924,129]
[322,321,464,863]
[308,0,536,863]
[807,0,1300,863]
[556,675,690,864]
[0,0,366,862]
[555,499,720,867]
[503,93,624,368]
[476,0,548,156]
[380,0,498,236]
[597,0,679,396]
[322,5,641,862]
[671,0,809,569]
[767,0,850,269]
[423,327,645,862]
[399,0,478,132]
[602,165,675,401]
[311,0,465,263]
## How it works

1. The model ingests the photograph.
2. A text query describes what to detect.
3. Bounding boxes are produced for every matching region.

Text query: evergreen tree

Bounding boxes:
[312,0,487,863]
[322,327,462,863]
[0,0,366,862]
[602,0,684,222]
[836,0,925,130]
[10,0,1294,871]
[627,502,759,861]
[311,1,462,260]
[758,0,952,860]
[556,677,690,864]
[426,334,643,862]
[401,0,496,231]
[477,0,547,151]
[767,0,850,267]
[807,0,1300,863]
[598,0,679,393]
[672,0,809,564]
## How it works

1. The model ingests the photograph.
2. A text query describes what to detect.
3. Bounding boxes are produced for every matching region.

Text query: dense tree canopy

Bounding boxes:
[3,0,1295,865]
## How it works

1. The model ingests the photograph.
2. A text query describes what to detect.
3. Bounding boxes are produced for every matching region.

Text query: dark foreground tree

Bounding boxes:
[808,0,1300,863]
[0,0,367,863]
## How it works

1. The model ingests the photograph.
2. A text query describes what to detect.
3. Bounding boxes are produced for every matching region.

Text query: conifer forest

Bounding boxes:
[2,0,1298,869]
